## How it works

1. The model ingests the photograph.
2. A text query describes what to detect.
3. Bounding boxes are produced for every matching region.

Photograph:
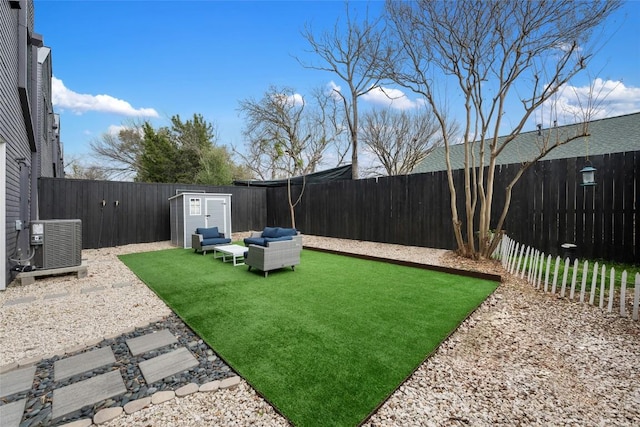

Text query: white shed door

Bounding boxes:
[204,198,227,235]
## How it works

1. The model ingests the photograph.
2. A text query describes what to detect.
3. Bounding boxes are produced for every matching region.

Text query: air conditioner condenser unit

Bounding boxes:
[30,219,82,269]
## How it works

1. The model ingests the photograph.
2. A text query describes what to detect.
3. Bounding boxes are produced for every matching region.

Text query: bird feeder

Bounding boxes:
[579,164,596,186]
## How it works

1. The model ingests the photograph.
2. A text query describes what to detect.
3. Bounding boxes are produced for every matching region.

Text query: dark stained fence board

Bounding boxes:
[601,154,615,260]
[591,155,605,259]
[621,152,636,263]
[635,151,640,264]
[39,179,267,249]
[565,157,577,245]
[39,151,638,262]
[612,152,625,261]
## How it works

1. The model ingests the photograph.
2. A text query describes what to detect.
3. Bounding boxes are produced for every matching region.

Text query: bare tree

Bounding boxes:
[237,85,345,180]
[89,120,144,180]
[360,107,445,176]
[385,0,621,259]
[298,2,395,179]
[64,156,111,180]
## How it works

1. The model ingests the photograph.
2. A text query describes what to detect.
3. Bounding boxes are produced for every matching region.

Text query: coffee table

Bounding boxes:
[212,244,246,266]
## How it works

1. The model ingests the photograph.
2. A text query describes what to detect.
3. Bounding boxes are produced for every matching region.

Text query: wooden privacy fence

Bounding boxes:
[268,151,638,264]
[38,178,267,249]
[495,235,640,321]
[37,151,638,261]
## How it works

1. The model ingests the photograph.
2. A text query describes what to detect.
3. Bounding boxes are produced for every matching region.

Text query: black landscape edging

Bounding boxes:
[303,246,503,283]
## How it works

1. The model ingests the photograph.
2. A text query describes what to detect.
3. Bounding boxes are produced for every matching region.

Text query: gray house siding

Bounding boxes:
[2,0,60,288]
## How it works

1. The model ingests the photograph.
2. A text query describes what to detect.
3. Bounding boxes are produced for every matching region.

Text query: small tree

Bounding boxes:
[385,0,621,259]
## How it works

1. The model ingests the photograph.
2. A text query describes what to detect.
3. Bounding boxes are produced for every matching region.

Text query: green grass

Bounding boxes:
[119,248,498,427]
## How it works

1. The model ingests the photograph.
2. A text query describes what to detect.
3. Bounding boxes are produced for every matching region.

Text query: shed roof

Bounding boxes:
[412,112,640,174]
[233,164,352,187]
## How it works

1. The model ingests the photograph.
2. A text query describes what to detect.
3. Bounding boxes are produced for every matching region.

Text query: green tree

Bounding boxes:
[170,114,216,182]
[196,145,252,185]
[137,123,177,182]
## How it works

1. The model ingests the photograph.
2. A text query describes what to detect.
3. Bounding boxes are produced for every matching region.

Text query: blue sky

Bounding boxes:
[34,0,640,170]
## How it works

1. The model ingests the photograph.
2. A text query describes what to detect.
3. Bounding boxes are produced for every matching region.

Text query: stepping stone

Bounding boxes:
[44,292,69,300]
[80,286,106,294]
[52,370,126,420]
[0,398,27,427]
[54,347,116,381]
[125,329,177,356]
[4,296,36,306]
[0,365,36,398]
[138,347,198,384]
[112,282,132,288]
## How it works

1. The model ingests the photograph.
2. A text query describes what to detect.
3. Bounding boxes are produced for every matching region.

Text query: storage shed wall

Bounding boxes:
[171,193,232,249]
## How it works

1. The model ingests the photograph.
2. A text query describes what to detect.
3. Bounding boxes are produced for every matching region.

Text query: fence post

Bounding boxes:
[580,260,589,303]
[507,238,516,270]
[520,246,531,279]
[528,249,536,283]
[607,268,615,313]
[544,254,552,293]
[503,237,512,268]
[589,262,599,305]
[599,265,606,309]
[560,258,570,297]
[569,258,579,300]
[620,271,627,317]
[536,253,544,289]
[551,256,560,294]
[510,243,521,274]
[515,244,525,276]
[532,250,540,287]
[633,273,639,321]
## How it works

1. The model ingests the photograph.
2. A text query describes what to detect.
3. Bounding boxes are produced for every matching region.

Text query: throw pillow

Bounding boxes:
[197,227,219,239]
[262,226,280,238]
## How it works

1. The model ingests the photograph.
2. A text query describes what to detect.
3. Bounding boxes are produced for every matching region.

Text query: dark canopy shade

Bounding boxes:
[233,164,352,188]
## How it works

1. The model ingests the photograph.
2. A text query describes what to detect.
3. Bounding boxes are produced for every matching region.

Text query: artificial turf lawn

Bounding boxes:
[119,247,498,426]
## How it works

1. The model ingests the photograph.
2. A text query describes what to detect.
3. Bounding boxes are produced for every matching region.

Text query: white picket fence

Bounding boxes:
[493,236,640,321]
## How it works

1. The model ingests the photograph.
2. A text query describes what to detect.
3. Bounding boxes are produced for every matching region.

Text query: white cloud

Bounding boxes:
[287,93,304,106]
[107,125,127,135]
[272,92,304,107]
[327,81,343,100]
[106,124,144,137]
[361,86,424,110]
[537,78,640,125]
[52,76,159,117]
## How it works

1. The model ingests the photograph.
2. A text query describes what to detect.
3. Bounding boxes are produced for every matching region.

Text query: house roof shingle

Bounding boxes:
[412,112,640,174]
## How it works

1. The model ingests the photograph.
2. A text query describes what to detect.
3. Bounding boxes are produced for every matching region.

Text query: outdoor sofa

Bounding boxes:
[244,227,302,277]
[192,226,231,255]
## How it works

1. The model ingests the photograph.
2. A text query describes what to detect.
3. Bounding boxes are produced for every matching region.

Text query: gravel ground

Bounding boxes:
[1,235,639,426]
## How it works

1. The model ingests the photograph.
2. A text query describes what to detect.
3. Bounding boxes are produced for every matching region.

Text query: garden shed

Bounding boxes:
[169,192,232,248]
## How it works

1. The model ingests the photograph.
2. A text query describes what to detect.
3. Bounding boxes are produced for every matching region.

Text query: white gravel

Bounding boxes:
[1,235,638,426]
